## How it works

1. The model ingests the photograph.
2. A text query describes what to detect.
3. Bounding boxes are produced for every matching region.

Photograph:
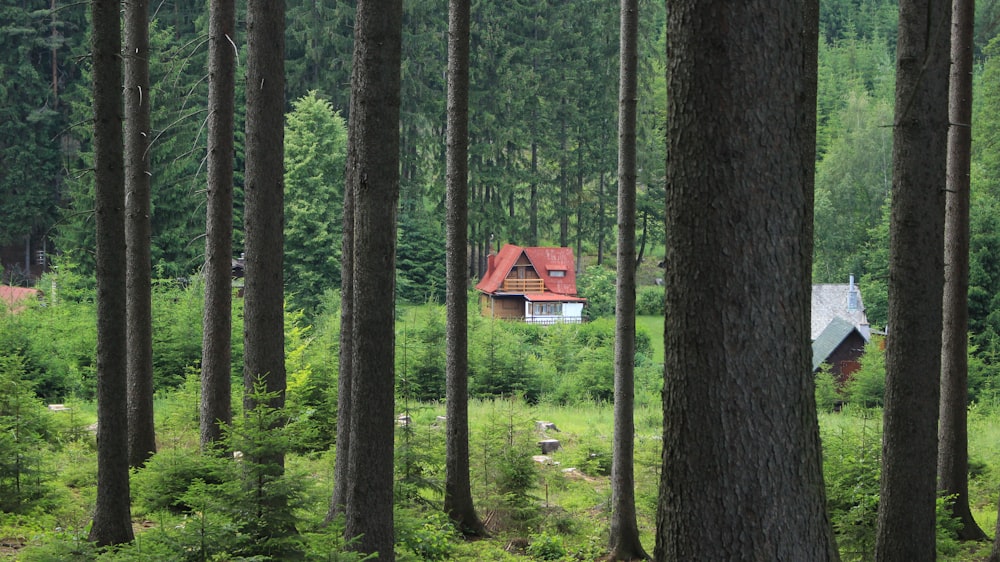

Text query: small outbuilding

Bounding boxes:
[811,275,871,382]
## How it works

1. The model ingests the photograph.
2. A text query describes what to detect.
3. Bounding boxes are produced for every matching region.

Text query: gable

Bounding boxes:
[812,282,870,340]
[812,316,866,372]
[475,244,581,297]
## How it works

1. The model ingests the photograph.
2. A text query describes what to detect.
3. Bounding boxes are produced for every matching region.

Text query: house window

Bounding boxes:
[549,269,566,278]
[532,303,562,316]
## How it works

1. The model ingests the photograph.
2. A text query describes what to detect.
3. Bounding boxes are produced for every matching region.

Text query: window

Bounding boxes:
[532,303,563,316]
[548,269,566,278]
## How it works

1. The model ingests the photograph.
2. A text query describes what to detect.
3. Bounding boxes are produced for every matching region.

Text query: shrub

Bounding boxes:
[635,285,665,316]
[526,531,566,560]
[396,508,458,561]
[843,340,885,408]
[576,266,615,319]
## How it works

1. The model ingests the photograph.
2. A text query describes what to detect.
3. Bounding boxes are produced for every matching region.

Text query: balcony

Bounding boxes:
[500,278,545,293]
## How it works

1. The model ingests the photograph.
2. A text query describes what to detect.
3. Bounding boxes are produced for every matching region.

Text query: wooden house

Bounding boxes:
[475,244,586,324]
[811,275,871,382]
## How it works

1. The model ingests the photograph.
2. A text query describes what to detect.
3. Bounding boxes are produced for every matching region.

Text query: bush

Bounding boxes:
[526,531,566,560]
[396,508,458,561]
[814,365,840,413]
[130,448,233,516]
[843,340,885,409]
[636,285,665,316]
[576,266,615,319]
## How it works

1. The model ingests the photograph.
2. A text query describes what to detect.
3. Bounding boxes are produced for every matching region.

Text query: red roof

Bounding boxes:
[524,292,585,302]
[0,285,42,312]
[475,244,582,297]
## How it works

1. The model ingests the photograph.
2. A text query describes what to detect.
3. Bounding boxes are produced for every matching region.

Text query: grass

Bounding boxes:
[636,315,664,364]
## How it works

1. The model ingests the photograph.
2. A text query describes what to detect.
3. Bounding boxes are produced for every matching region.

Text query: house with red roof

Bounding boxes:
[474,244,586,324]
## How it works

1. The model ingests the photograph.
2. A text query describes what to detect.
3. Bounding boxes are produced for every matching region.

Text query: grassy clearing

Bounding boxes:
[8,394,1000,559]
[636,315,664,364]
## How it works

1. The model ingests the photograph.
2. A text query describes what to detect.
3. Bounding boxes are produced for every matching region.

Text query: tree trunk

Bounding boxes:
[940,0,985,543]
[443,0,487,536]
[243,0,287,532]
[327,124,355,523]
[343,2,403,558]
[597,172,606,266]
[655,1,836,559]
[200,0,236,449]
[125,0,156,468]
[608,0,647,558]
[875,1,951,559]
[559,132,569,248]
[89,0,134,546]
[529,141,538,246]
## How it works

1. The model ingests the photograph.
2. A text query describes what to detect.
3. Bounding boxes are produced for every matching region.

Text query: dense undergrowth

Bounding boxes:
[3,282,1000,559]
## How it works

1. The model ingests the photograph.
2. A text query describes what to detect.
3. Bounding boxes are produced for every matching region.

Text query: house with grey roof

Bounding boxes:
[812,275,871,382]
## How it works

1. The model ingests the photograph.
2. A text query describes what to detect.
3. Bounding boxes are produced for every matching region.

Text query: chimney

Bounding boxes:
[847,274,859,311]
[486,253,495,277]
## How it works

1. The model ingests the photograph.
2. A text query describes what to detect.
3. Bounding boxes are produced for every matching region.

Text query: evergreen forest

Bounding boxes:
[4,0,1000,559]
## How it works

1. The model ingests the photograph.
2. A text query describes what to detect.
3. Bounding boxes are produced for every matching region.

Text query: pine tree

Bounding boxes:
[89,0,134,546]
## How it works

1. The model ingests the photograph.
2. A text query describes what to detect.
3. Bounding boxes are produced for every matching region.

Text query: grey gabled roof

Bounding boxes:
[812,283,870,341]
[812,316,864,371]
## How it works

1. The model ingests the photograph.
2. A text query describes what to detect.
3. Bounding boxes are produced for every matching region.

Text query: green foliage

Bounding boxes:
[572,441,612,478]
[469,319,544,401]
[635,285,664,316]
[395,508,458,561]
[821,410,971,561]
[821,412,881,560]
[284,307,339,454]
[814,89,893,283]
[398,306,446,402]
[0,355,57,513]
[396,210,446,305]
[130,448,233,516]
[394,407,445,506]
[814,365,840,413]
[526,531,567,560]
[151,279,206,390]
[474,398,540,532]
[284,91,348,315]
[0,2,68,249]
[575,266,615,319]
[843,340,885,409]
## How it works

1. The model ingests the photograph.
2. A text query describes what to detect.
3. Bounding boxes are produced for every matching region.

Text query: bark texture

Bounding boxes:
[655,1,836,560]
[939,0,986,543]
[343,1,403,558]
[327,172,354,521]
[875,1,951,559]
[443,0,486,537]
[243,0,285,416]
[200,0,236,449]
[608,0,647,559]
[124,0,156,468]
[89,0,135,546]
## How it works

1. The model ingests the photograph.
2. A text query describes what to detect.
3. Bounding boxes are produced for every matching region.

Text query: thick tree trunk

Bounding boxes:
[607,0,647,559]
[343,2,403,558]
[940,0,985,543]
[125,0,156,468]
[875,1,951,559]
[443,0,486,536]
[200,0,236,449]
[655,1,836,559]
[89,0,134,546]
